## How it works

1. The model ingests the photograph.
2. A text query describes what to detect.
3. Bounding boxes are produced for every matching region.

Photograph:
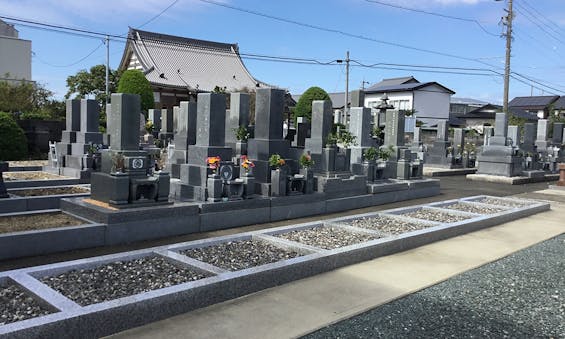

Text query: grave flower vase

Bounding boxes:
[242,174,255,197]
[82,155,94,170]
[299,167,314,194]
[362,160,376,182]
[235,141,247,157]
[271,167,287,197]
[207,174,223,202]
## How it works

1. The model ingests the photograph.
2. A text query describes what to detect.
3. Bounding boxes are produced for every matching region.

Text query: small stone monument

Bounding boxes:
[169,101,197,178]
[304,100,333,171]
[477,113,522,177]
[158,108,174,146]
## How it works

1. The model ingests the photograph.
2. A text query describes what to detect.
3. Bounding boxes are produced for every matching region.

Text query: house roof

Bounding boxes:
[508,95,559,109]
[119,28,268,92]
[364,81,455,95]
[369,76,419,88]
[450,97,489,106]
[553,96,565,110]
[454,104,537,121]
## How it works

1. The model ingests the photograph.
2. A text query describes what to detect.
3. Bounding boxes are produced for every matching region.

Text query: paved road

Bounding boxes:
[303,233,565,339]
[0,176,552,271]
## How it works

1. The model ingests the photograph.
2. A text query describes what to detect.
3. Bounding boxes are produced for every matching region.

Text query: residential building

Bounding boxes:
[119,28,269,109]
[363,76,455,126]
[0,19,32,83]
[450,97,489,115]
[552,96,565,117]
[508,95,560,119]
[452,103,537,132]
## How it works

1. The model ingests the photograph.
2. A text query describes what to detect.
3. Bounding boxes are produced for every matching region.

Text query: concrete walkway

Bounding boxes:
[108,191,565,339]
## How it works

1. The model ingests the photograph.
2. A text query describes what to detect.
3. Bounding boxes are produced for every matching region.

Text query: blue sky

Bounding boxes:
[1,0,564,103]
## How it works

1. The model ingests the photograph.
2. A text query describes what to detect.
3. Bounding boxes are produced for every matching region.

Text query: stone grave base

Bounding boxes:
[0,195,549,338]
[0,185,90,214]
[423,166,477,177]
[466,173,559,185]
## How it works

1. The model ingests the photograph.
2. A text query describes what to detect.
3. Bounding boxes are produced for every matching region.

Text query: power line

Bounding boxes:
[519,0,565,38]
[364,0,499,37]
[195,0,501,70]
[514,3,565,45]
[32,42,105,68]
[135,0,180,30]
[511,71,565,95]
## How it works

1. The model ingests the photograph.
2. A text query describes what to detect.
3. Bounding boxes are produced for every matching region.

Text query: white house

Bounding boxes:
[0,19,32,83]
[363,76,455,126]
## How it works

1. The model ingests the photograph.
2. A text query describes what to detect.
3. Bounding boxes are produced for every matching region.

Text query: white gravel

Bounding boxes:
[444,202,506,214]
[476,197,531,208]
[349,215,437,235]
[180,240,301,271]
[401,208,473,223]
[0,284,53,325]
[275,226,381,250]
[41,256,209,306]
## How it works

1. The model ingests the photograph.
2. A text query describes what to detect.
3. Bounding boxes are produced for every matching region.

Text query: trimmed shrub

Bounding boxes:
[293,86,331,123]
[0,112,28,160]
[117,69,154,112]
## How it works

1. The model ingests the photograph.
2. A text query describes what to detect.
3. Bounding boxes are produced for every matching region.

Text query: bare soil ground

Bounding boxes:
[0,213,86,234]
[11,187,90,197]
[3,171,68,181]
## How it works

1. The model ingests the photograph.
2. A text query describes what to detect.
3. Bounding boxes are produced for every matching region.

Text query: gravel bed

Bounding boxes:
[7,160,48,167]
[11,186,90,197]
[275,227,381,250]
[180,240,301,271]
[476,197,531,208]
[444,202,506,215]
[304,234,565,339]
[0,283,53,325]
[41,256,209,306]
[349,215,437,235]
[0,212,86,234]
[401,208,473,223]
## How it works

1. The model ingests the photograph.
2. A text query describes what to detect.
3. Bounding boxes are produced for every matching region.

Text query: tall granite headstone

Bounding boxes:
[148,109,162,135]
[453,128,465,155]
[304,100,332,156]
[552,122,564,145]
[349,107,373,164]
[535,119,549,150]
[0,162,8,199]
[350,90,365,108]
[293,117,310,148]
[247,88,291,183]
[522,123,537,154]
[225,93,250,149]
[426,120,455,168]
[169,101,197,178]
[159,108,174,146]
[483,127,494,146]
[507,126,520,148]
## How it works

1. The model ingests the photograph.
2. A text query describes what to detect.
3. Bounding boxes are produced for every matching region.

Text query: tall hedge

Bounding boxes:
[293,86,331,122]
[117,69,154,112]
[0,112,28,160]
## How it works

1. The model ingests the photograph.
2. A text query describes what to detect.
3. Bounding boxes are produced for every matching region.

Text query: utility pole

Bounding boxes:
[500,0,513,114]
[105,35,110,104]
[343,51,350,124]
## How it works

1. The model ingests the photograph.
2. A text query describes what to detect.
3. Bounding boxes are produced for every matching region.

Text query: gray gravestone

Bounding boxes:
[177,101,197,150]
[436,120,448,142]
[148,109,162,133]
[0,162,8,198]
[413,126,421,145]
[535,119,549,150]
[349,106,373,165]
[483,127,494,146]
[195,94,226,146]
[225,93,250,147]
[453,128,464,154]
[304,100,332,154]
[552,122,564,144]
[384,110,405,146]
[61,100,81,144]
[507,126,520,147]
[173,106,180,135]
[255,88,284,140]
[293,116,310,148]
[109,93,141,151]
[522,123,537,153]
[488,113,508,146]
[350,90,365,108]
[161,108,173,134]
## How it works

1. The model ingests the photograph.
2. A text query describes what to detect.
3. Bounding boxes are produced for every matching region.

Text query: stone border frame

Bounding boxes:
[0,195,550,338]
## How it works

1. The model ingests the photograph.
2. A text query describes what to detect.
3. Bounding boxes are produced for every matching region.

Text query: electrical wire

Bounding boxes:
[518,0,565,38]
[364,0,499,37]
[135,0,180,30]
[32,41,104,68]
[514,3,565,45]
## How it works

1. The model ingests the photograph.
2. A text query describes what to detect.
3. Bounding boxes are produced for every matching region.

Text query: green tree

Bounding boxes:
[0,80,64,120]
[0,112,28,160]
[66,64,121,106]
[117,69,154,112]
[293,86,331,122]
